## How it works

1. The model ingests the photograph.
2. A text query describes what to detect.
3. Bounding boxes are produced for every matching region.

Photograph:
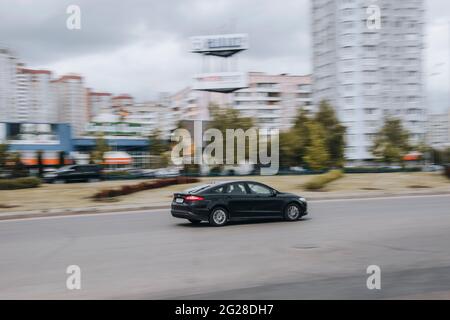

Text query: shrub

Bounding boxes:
[303,170,344,191]
[93,176,199,199]
[0,177,41,190]
[445,165,450,179]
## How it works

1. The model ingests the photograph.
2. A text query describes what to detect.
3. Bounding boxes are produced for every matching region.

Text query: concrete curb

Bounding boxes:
[1,190,449,221]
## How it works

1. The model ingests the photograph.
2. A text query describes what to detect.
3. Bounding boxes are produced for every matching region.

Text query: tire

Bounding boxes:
[284,203,301,221]
[188,219,202,224]
[209,207,228,227]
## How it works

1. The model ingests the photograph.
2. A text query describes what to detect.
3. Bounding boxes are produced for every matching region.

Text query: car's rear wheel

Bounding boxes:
[188,219,202,224]
[209,207,228,227]
[284,203,301,221]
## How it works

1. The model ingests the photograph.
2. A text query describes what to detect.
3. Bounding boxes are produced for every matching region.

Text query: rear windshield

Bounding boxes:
[183,184,211,194]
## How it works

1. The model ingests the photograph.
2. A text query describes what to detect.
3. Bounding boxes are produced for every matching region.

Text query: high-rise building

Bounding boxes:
[170,72,313,132]
[53,74,88,137]
[112,94,134,116]
[87,90,112,119]
[427,111,450,147]
[16,67,57,123]
[232,72,313,131]
[312,0,426,161]
[0,47,17,122]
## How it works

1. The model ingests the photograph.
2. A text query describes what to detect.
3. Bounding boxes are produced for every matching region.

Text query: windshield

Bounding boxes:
[56,165,74,172]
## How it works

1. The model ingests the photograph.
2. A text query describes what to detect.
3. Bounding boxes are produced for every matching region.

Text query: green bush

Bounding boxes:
[0,177,41,190]
[303,170,344,191]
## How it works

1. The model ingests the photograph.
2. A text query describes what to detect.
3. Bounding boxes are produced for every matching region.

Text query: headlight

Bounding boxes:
[299,197,306,203]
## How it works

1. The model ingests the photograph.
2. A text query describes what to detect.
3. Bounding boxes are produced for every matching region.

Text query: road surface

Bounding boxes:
[1,194,450,299]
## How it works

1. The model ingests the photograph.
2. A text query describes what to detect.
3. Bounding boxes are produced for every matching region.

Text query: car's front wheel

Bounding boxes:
[284,203,301,221]
[209,207,228,227]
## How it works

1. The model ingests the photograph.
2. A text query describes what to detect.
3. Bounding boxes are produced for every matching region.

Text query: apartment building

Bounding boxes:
[312,0,426,161]
[171,72,313,132]
[15,67,57,123]
[53,74,88,137]
[112,94,134,117]
[87,91,112,119]
[0,47,17,122]
[427,111,450,147]
[232,72,313,131]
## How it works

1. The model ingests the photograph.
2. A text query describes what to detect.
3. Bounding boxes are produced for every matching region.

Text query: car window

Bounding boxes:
[210,186,225,193]
[248,183,272,195]
[225,183,248,195]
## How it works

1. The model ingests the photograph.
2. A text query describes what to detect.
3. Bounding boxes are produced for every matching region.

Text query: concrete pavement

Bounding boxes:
[0,194,450,299]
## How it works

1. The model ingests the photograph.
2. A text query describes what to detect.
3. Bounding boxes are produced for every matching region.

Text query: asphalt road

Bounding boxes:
[1,194,450,299]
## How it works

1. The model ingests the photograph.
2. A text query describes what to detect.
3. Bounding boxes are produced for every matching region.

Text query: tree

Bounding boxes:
[304,121,329,170]
[315,100,346,167]
[58,151,66,167]
[149,129,169,156]
[9,152,28,178]
[279,130,301,168]
[91,135,111,164]
[36,150,44,177]
[149,129,170,168]
[371,118,411,164]
[291,107,312,166]
[207,104,254,165]
[0,143,9,169]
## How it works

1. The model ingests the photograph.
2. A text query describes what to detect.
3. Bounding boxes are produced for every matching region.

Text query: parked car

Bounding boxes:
[290,166,307,173]
[43,165,103,183]
[422,164,444,172]
[155,167,180,178]
[171,180,308,226]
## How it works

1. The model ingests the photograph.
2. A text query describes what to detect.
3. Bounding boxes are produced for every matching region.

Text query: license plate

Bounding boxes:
[175,198,184,203]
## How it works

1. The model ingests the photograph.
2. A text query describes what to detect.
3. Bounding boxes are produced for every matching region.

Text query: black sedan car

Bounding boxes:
[171,181,307,226]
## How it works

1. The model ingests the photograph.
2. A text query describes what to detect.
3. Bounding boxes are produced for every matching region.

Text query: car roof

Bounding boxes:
[206,180,268,187]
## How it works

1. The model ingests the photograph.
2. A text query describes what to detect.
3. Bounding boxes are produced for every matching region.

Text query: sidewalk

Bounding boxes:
[1,188,449,221]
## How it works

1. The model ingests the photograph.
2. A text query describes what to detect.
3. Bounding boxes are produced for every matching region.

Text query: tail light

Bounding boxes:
[184,195,205,202]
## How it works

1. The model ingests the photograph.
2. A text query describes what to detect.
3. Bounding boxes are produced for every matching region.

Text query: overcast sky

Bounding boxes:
[0,0,449,112]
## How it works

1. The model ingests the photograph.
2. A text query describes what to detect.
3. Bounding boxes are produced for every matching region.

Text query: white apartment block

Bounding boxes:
[127,94,177,139]
[312,0,426,161]
[87,91,112,119]
[427,112,450,147]
[170,72,313,132]
[232,72,313,131]
[112,94,134,115]
[15,68,57,123]
[0,47,17,122]
[53,75,88,137]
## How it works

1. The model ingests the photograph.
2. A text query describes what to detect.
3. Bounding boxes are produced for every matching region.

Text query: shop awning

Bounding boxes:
[103,151,132,165]
[403,151,423,161]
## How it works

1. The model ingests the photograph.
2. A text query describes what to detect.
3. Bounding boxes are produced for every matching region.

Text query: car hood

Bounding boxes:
[276,192,300,198]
